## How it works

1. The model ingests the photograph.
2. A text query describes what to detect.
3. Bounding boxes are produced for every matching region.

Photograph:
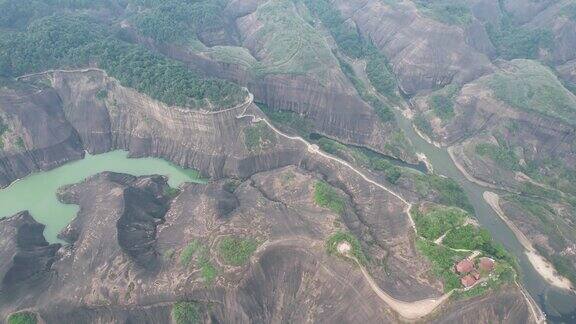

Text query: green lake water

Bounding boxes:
[0,150,204,243]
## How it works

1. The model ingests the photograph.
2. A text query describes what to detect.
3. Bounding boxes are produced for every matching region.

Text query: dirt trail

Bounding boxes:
[236,106,461,320]
[483,191,573,291]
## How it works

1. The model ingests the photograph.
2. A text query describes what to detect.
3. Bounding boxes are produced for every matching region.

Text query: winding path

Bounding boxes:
[14,69,544,321]
[235,105,464,320]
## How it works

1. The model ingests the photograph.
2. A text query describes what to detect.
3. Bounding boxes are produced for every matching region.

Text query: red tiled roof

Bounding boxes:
[455,259,474,274]
[479,257,495,272]
[461,274,478,288]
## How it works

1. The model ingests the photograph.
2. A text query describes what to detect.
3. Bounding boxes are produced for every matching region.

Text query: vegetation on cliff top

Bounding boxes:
[0,12,246,110]
[428,84,459,121]
[132,0,228,44]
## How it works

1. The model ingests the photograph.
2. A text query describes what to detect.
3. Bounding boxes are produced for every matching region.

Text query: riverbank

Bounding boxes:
[483,191,573,291]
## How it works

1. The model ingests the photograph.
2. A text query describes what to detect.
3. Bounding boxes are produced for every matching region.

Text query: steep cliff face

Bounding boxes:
[0,70,306,187]
[332,0,494,95]
[0,82,84,187]
[0,211,60,302]
[119,0,407,159]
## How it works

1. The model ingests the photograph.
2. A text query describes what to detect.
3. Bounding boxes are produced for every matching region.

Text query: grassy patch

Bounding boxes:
[179,240,218,283]
[326,231,368,265]
[484,60,576,126]
[172,301,201,324]
[412,205,467,240]
[198,254,217,284]
[416,239,466,292]
[180,240,201,266]
[244,123,276,152]
[218,236,259,266]
[7,312,36,324]
[314,181,346,214]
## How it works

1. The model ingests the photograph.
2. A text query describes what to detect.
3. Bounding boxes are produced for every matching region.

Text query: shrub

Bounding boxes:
[314,181,346,214]
[180,240,201,266]
[218,236,259,266]
[244,123,276,152]
[7,312,36,324]
[172,302,201,324]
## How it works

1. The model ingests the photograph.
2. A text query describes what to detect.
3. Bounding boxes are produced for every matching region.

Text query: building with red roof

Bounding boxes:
[461,274,478,288]
[455,259,474,274]
[479,257,495,272]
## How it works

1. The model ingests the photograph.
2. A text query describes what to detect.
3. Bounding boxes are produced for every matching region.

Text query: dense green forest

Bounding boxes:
[132,0,229,44]
[0,1,245,109]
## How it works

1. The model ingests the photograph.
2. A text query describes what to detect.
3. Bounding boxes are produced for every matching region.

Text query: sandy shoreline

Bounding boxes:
[483,191,573,291]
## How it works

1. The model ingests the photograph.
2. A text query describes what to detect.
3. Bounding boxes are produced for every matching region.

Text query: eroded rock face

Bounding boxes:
[57,173,172,273]
[0,165,535,323]
[0,82,84,187]
[0,70,307,187]
[332,0,494,95]
[119,2,406,159]
[0,211,60,298]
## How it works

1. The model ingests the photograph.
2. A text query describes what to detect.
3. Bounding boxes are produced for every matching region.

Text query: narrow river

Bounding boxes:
[393,110,576,321]
[0,150,204,243]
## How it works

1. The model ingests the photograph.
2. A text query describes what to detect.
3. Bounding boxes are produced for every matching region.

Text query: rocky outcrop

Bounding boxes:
[332,0,494,95]
[0,70,307,187]
[57,173,173,273]
[0,168,536,323]
[0,211,60,299]
[0,82,84,187]
[118,2,407,159]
